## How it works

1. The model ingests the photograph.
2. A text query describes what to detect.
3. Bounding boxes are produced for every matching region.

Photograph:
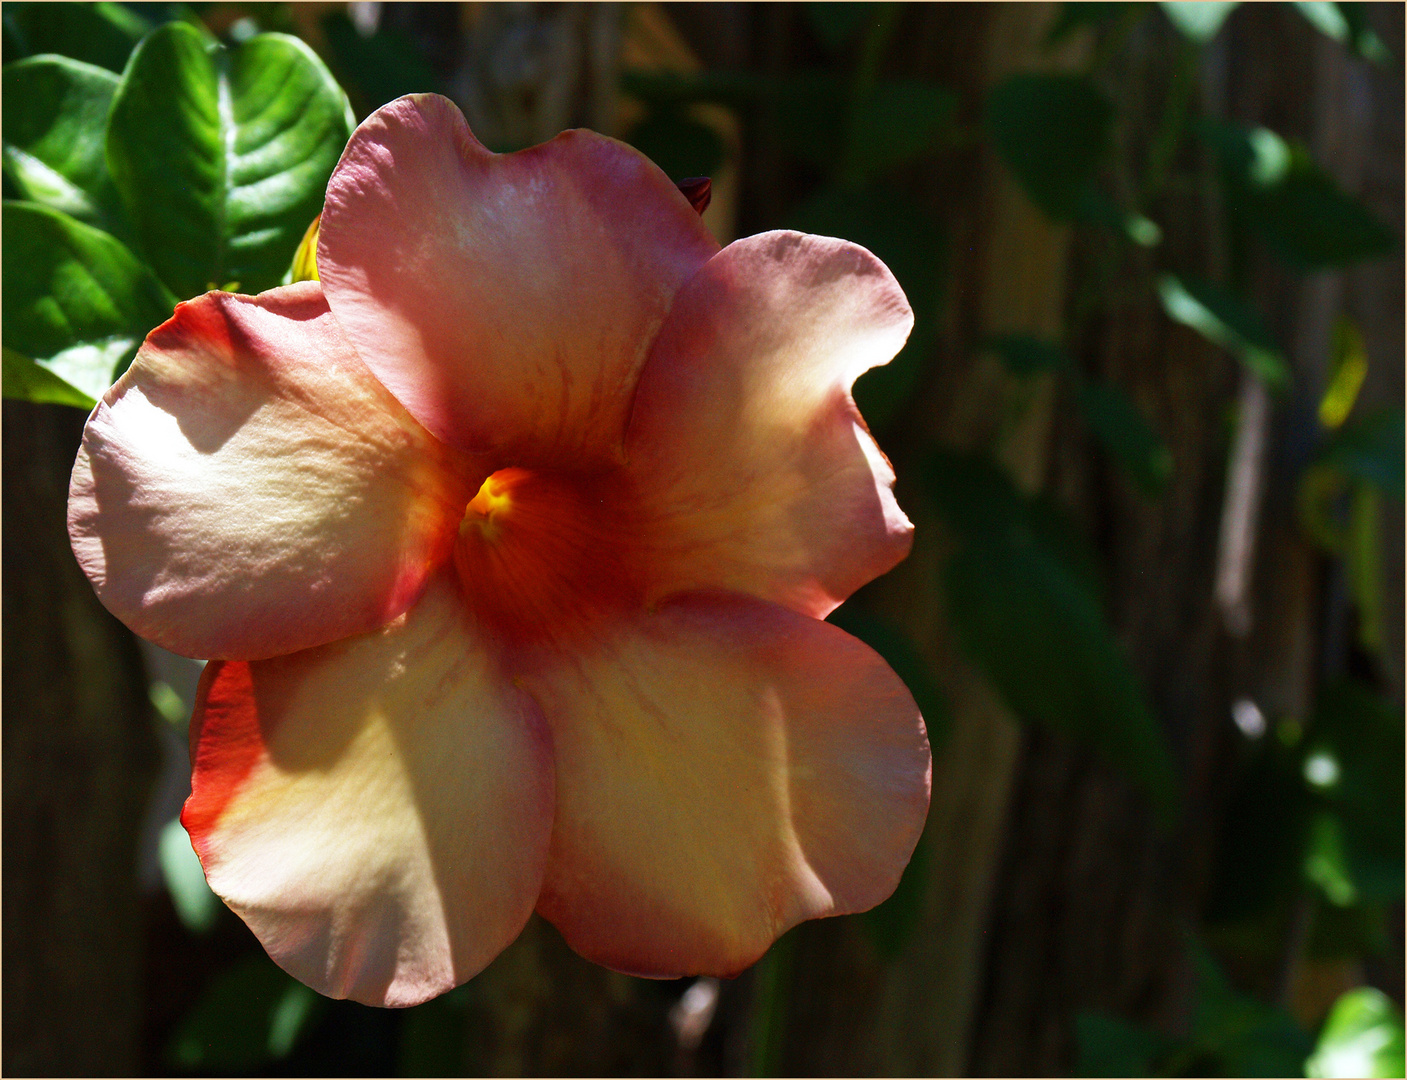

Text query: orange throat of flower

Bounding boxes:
[452,467,644,651]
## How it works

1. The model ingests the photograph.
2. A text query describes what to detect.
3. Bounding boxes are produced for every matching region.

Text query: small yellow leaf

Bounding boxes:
[291,213,320,283]
[1319,316,1368,430]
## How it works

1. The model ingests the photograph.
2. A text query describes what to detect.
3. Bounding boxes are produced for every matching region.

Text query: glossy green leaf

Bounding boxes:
[2,201,175,403]
[1157,274,1290,390]
[2,55,120,227]
[2,1,147,73]
[785,185,945,432]
[106,22,355,299]
[1306,987,1406,1078]
[984,334,1071,376]
[168,953,324,1070]
[927,451,1178,822]
[986,73,1113,219]
[2,347,98,409]
[1075,378,1174,498]
[158,816,220,933]
[1160,1,1240,41]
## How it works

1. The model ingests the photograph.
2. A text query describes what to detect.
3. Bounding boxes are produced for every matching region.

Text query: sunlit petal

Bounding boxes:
[68,282,477,661]
[527,591,930,977]
[626,231,915,619]
[184,576,554,1007]
[318,94,720,467]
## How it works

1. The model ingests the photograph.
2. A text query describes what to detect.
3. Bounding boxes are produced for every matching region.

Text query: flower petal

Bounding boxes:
[68,281,478,661]
[183,576,554,1007]
[527,592,931,978]
[317,94,720,467]
[626,231,916,619]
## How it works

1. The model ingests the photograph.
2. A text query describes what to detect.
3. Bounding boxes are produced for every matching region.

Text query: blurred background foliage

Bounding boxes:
[2,2,1402,1076]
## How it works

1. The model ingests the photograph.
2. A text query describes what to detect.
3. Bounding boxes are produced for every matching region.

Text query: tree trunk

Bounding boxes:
[3,401,159,1075]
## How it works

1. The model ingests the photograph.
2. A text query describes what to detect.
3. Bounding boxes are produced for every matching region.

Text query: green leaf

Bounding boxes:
[1347,484,1385,655]
[1075,1011,1174,1077]
[1156,273,1290,390]
[983,333,1071,376]
[1075,378,1174,498]
[2,201,175,402]
[167,953,324,1070]
[321,10,445,120]
[626,107,726,181]
[1304,809,1358,906]
[3,347,98,409]
[1306,987,1406,1078]
[2,55,121,227]
[986,73,1113,220]
[1188,942,1314,1076]
[106,22,355,300]
[1295,2,1392,63]
[785,185,945,432]
[927,451,1179,822]
[2,1,147,73]
[1248,162,1397,269]
[1076,187,1164,246]
[1305,680,1404,903]
[1198,120,1396,269]
[1160,1,1240,41]
[826,607,952,748]
[158,816,220,933]
[619,67,775,111]
[1296,2,1353,41]
[1318,408,1404,499]
[847,81,957,183]
[1320,316,1369,429]
[1335,3,1394,63]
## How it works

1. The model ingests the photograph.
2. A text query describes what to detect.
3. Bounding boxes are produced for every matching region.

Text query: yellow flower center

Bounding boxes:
[462,471,515,542]
[451,467,646,650]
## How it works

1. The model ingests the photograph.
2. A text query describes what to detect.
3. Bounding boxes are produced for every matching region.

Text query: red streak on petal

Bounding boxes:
[453,468,646,651]
[676,177,712,216]
[182,660,267,858]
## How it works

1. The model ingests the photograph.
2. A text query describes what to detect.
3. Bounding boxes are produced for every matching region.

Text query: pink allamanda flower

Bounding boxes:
[68,95,931,1007]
